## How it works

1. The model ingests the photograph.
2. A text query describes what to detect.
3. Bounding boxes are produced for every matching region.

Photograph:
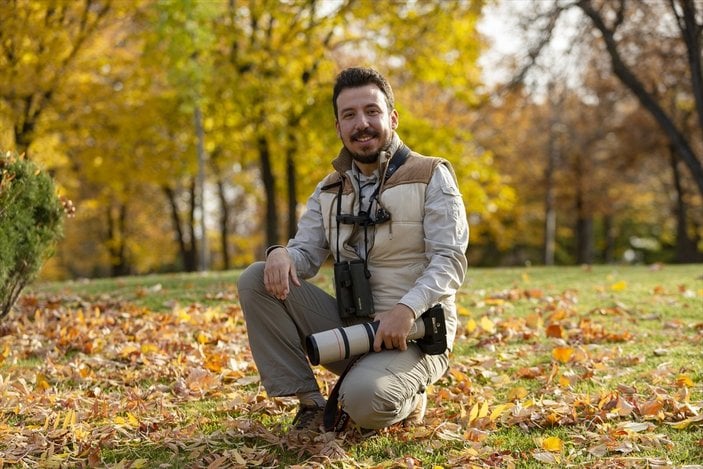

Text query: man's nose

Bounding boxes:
[354,113,370,129]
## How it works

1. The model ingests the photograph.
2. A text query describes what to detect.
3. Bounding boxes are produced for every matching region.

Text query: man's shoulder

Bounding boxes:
[388,152,447,186]
[319,171,348,194]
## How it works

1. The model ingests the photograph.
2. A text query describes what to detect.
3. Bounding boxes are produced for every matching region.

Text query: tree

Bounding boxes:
[0,0,112,155]
[0,151,65,318]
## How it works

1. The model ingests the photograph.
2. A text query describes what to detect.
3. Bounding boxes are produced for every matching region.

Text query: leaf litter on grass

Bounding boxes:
[0,269,702,467]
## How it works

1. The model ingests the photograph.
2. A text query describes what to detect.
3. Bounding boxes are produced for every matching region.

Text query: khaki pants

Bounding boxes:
[237,262,448,429]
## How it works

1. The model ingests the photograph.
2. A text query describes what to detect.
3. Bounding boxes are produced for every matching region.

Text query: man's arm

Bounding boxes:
[263,183,331,300]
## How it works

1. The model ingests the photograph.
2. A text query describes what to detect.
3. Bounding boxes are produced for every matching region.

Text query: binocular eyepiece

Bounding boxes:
[305,304,447,366]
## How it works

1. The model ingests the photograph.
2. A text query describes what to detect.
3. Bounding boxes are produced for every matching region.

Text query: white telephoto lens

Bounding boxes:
[306,318,427,365]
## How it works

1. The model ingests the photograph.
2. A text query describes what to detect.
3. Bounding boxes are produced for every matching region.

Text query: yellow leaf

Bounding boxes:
[552,347,574,363]
[489,403,514,421]
[668,414,703,429]
[541,436,563,452]
[479,316,495,333]
[140,343,159,354]
[478,401,488,419]
[508,386,528,400]
[675,374,694,388]
[176,310,192,323]
[36,373,51,391]
[464,318,477,334]
[610,280,627,291]
[120,345,139,358]
[457,305,472,316]
[558,375,574,388]
[468,402,479,423]
[127,412,139,427]
[62,410,76,429]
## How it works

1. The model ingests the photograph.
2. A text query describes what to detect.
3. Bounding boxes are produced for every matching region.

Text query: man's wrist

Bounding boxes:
[397,303,417,321]
[265,245,287,257]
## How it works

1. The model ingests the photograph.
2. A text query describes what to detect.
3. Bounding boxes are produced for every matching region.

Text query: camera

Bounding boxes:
[305,304,447,365]
[334,260,375,318]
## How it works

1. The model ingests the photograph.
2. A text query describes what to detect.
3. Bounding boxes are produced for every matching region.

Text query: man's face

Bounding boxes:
[335,84,398,165]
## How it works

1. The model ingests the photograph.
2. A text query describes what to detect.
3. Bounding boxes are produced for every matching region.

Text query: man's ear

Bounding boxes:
[335,119,341,138]
[391,109,399,130]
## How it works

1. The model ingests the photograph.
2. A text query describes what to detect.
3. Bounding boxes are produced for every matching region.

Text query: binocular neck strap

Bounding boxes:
[333,144,411,266]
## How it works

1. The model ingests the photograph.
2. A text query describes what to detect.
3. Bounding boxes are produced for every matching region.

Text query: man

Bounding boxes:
[237,67,468,432]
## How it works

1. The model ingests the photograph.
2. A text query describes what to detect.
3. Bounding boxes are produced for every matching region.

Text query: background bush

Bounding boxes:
[0,151,65,319]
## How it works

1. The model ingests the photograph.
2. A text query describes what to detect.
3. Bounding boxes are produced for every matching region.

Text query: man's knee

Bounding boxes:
[237,262,265,293]
[340,374,408,429]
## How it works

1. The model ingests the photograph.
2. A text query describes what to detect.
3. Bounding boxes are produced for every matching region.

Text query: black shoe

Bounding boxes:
[291,404,324,432]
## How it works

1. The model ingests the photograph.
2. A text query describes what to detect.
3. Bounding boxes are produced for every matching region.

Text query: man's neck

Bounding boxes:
[354,161,377,177]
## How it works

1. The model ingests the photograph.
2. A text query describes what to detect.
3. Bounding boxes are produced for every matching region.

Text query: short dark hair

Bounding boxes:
[332,67,395,119]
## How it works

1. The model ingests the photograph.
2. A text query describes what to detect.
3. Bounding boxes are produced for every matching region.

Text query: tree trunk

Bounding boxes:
[107,203,130,277]
[578,0,703,196]
[215,177,231,270]
[670,148,701,262]
[187,178,199,270]
[543,85,559,265]
[163,185,197,272]
[602,214,616,263]
[286,135,298,240]
[574,154,594,264]
[258,135,279,249]
[194,104,209,271]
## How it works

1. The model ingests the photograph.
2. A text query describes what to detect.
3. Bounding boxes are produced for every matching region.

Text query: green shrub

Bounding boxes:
[0,150,66,319]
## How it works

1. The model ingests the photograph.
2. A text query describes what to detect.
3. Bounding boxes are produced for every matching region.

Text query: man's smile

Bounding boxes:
[352,130,378,143]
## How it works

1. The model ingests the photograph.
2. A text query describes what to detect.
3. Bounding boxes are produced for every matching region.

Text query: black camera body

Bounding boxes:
[334,259,375,318]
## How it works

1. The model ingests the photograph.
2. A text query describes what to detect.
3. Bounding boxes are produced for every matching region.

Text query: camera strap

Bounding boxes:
[323,354,362,432]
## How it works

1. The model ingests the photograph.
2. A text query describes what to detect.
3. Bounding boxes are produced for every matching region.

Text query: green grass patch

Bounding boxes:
[1,263,700,467]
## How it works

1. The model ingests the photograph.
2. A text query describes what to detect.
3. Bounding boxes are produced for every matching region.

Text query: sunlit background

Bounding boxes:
[1,0,701,279]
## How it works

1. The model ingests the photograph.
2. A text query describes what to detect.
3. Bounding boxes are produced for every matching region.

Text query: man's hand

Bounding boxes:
[373,304,415,352]
[263,248,300,300]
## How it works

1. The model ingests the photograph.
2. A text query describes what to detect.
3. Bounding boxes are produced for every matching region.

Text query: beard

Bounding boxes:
[350,151,379,165]
[346,128,392,165]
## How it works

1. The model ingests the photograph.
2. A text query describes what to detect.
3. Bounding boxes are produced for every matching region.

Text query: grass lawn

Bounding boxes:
[0,263,701,467]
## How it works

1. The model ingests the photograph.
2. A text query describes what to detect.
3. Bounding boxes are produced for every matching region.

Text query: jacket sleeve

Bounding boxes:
[398,163,469,318]
[284,183,331,279]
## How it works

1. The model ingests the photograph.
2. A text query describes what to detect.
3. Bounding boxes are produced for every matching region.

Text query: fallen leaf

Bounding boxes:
[552,347,573,363]
[541,436,564,452]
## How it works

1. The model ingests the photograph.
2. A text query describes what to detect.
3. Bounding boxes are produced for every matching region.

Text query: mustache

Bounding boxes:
[351,129,378,140]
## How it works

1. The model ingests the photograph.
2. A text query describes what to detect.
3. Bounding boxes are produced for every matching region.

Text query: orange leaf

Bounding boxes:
[546,324,564,338]
[552,347,574,363]
[640,398,663,417]
[525,313,543,329]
